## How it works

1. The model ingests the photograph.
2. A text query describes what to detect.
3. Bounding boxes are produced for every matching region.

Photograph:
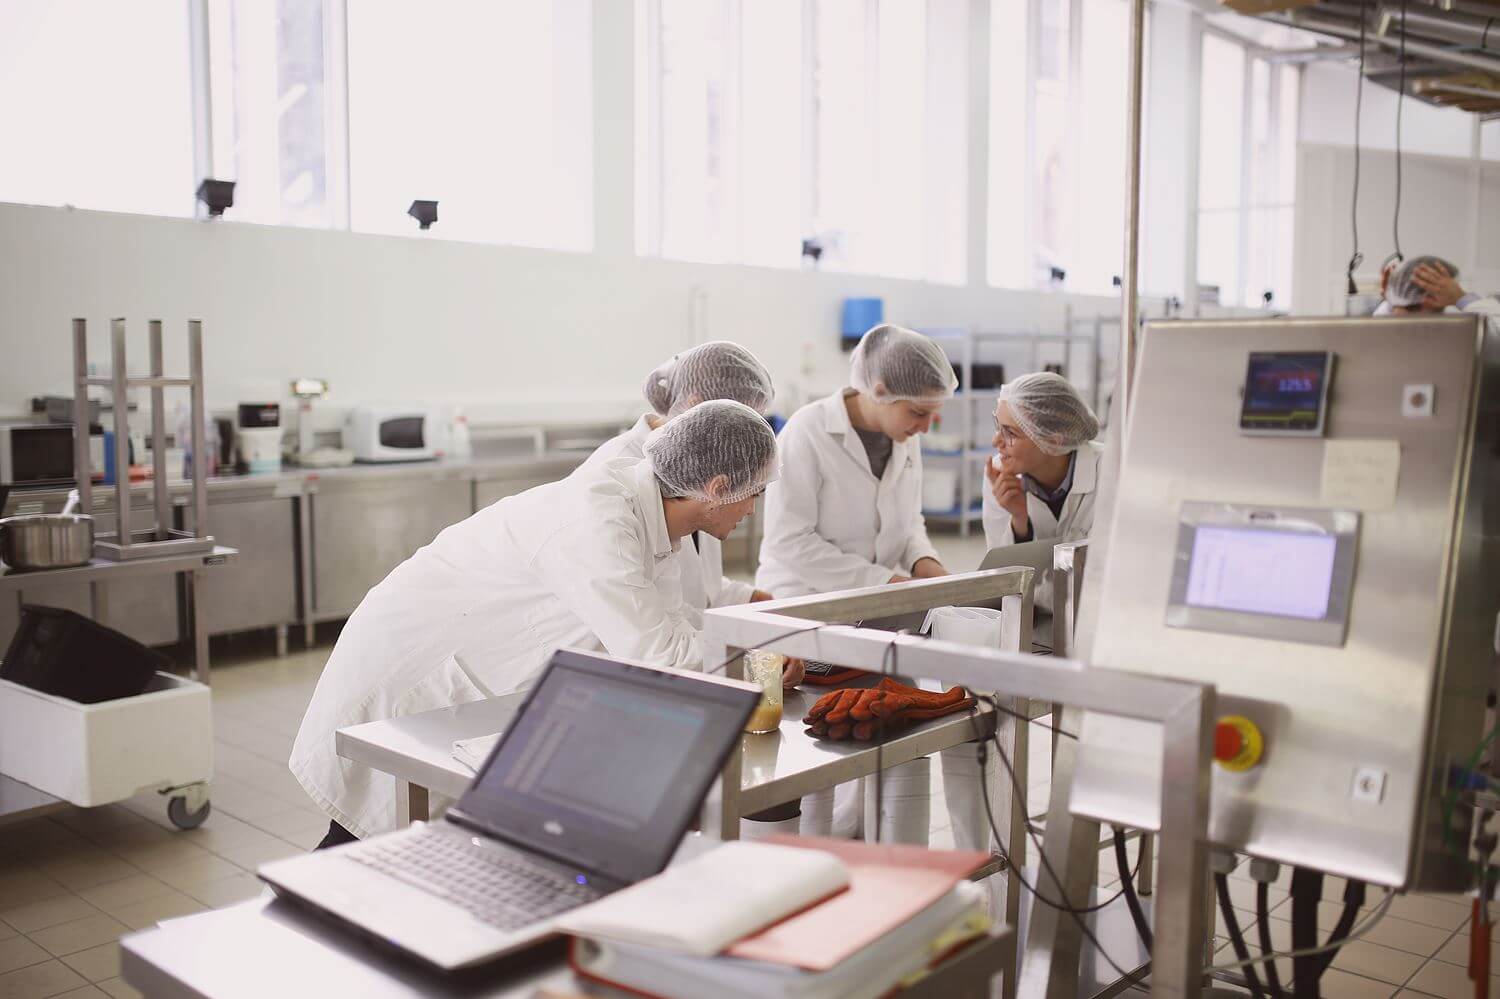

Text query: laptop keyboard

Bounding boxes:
[346,829,600,931]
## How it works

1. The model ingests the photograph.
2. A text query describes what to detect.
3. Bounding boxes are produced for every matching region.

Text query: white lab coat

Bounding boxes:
[289,458,701,839]
[577,414,756,618]
[752,389,939,842]
[980,440,1103,612]
[756,390,941,597]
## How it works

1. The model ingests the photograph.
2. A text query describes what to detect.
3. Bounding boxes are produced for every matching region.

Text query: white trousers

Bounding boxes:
[797,757,932,845]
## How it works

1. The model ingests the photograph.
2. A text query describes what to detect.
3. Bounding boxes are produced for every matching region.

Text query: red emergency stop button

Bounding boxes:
[1214,716,1264,772]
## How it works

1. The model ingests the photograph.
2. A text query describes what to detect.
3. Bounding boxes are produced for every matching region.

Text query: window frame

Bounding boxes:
[1197,23,1301,310]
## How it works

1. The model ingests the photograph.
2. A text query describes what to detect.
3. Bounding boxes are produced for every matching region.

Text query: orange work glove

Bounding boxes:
[803,678,974,741]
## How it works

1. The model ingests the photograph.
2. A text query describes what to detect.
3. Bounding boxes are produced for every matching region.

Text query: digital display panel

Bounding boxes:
[1184,526,1337,621]
[1240,351,1333,435]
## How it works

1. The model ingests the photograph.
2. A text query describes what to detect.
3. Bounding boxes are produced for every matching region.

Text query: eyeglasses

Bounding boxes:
[995,423,1023,446]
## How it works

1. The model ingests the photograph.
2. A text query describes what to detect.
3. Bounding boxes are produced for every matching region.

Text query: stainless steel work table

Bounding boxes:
[120,894,1014,998]
[336,680,1004,831]
[0,545,239,684]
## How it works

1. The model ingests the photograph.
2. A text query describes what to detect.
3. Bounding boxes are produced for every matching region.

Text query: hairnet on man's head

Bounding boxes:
[642,341,776,419]
[998,373,1099,457]
[849,324,958,405]
[1385,255,1459,308]
[646,400,779,504]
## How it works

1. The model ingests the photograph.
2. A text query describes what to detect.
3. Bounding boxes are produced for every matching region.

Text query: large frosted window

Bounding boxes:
[988,0,1142,294]
[640,0,967,282]
[206,0,333,227]
[1197,34,1298,310]
[0,1,194,217]
[347,0,593,249]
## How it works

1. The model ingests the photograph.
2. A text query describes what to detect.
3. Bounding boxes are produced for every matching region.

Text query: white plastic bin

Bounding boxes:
[922,467,959,513]
[0,672,212,807]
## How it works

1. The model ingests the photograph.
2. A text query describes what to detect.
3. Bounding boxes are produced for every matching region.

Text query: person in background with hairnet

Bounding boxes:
[1376,255,1500,320]
[291,400,779,847]
[936,372,1106,875]
[755,324,957,844]
[982,372,1104,576]
[576,341,790,618]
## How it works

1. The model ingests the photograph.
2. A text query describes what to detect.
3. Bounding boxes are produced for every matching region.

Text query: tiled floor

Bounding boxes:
[0,530,1490,998]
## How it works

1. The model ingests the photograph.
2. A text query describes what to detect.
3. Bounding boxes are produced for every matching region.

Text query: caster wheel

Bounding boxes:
[168,796,212,830]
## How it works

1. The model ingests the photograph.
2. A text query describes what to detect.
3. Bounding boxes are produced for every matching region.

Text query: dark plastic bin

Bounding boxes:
[0,605,169,704]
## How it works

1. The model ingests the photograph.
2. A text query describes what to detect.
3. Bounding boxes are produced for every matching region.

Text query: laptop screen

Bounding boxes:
[451,650,758,885]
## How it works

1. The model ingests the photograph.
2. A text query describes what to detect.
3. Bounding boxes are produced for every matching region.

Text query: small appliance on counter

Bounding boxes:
[0,420,104,488]
[346,404,444,463]
[290,378,354,468]
[235,402,283,474]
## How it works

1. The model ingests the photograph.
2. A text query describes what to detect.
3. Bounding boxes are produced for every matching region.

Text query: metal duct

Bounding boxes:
[1376,5,1500,49]
[1274,10,1500,77]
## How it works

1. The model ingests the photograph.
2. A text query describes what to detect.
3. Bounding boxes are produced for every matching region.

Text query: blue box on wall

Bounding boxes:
[840,298,884,351]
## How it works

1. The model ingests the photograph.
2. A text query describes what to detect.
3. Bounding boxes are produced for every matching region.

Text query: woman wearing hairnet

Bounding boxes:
[291,401,779,846]
[577,341,786,626]
[756,324,957,843]
[937,372,1104,870]
[982,372,1103,565]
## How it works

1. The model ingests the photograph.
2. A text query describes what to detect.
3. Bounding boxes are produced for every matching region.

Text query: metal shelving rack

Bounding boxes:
[918,315,1104,536]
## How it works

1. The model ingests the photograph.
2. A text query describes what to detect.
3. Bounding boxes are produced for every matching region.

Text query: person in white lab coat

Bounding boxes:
[945,372,1102,859]
[291,400,779,845]
[757,324,956,597]
[577,341,779,622]
[756,324,958,843]
[1375,255,1500,321]
[981,372,1104,562]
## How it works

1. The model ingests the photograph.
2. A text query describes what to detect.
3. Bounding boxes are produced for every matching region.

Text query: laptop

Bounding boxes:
[976,538,1059,576]
[259,649,761,970]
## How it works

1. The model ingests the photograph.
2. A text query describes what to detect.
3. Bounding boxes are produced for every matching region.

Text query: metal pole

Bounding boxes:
[72,319,93,516]
[110,319,132,555]
[188,320,209,542]
[149,321,171,542]
[1118,0,1147,425]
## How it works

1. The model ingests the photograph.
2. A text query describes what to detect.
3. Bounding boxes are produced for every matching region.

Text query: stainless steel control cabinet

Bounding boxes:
[1072,315,1499,891]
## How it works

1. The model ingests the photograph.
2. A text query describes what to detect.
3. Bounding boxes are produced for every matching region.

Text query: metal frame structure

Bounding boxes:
[73,318,214,561]
[703,567,1216,998]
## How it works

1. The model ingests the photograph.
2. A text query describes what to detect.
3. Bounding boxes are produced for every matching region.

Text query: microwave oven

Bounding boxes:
[345,406,444,463]
[0,422,104,488]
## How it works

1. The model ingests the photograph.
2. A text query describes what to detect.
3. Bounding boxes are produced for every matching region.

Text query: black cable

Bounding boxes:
[1290,867,1325,999]
[703,623,830,677]
[1116,826,1154,952]
[975,714,1139,982]
[1483,18,1495,51]
[985,699,1079,741]
[1216,873,1268,999]
[1393,0,1407,264]
[966,709,1140,917]
[1346,1,1367,295]
[1257,881,1286,999]
[1314,878,1368,978]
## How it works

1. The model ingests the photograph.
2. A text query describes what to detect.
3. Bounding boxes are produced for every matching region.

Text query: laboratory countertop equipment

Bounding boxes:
[1073,314,1499,893]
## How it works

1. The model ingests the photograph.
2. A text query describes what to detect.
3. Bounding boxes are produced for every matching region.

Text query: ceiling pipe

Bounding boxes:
[1418,80,1500,99]
[1263,42,1370,63]
[1271,10,1500,78]
[1376,5,1500,50]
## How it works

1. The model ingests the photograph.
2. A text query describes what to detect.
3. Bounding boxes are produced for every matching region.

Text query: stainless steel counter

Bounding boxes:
[1,453,589,653]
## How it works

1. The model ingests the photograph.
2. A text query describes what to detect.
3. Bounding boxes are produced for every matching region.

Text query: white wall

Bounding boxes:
[0,201,1124,424]
[1293,61,1498,316]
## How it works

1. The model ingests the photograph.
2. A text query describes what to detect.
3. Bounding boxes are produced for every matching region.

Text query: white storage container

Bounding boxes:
[922,467,960,513]
[0,672,212,807]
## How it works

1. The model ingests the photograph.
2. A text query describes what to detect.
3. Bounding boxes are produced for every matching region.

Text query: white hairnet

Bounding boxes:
[848,324,958,405]
[1385,255,1458,308]
[646,400,779,505]
[998,373,1099,457]
[643,341,775,419]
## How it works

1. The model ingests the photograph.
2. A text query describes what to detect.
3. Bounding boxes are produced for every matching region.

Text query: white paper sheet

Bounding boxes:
[1320,439,1400,511]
